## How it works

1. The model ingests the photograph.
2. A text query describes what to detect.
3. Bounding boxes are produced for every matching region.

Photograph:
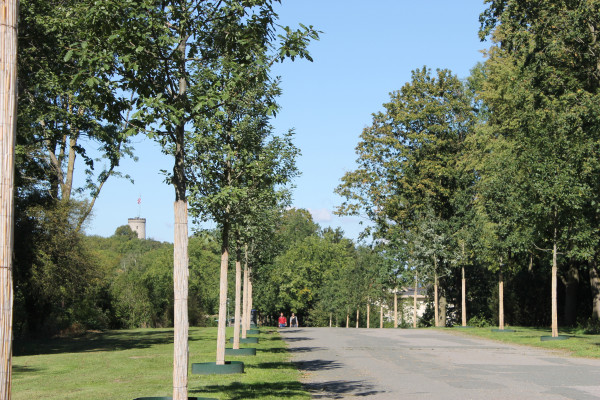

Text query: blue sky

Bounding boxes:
[82,0,488,243]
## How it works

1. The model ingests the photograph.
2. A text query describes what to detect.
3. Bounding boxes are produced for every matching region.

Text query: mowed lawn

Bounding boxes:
[445,326,600,358]
[13,327,309,400]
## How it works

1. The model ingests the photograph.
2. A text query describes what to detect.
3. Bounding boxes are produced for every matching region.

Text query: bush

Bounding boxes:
[468,314,493,327]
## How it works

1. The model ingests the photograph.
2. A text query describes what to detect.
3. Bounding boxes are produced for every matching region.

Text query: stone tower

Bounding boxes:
[128,217,146,239]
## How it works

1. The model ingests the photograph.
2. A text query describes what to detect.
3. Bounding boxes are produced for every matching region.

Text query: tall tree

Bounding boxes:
[18,0,133,230]
[480,0,600,335]
[336,67,475,327]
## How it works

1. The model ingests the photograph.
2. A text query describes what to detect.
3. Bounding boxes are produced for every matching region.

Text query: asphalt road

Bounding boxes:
[279,327,600,400]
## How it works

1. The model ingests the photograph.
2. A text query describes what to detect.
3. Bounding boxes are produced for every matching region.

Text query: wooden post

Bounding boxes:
[216,223,230,365]
[462,266,467,327]
[499,259,504,330]
[434,272,439,328]
[366,302,370,329]
[241,246,249,339]
[329,312,332,328]
[394,290,398,328]
[346,310,349,328]
[552,240,558,337]
[233,246,242,349]
[356,308,359,328]
[173,201,189,400]
[0,2,17,397]
[248,274,253,326]
[380,304,383,328]
[413,273,418,328]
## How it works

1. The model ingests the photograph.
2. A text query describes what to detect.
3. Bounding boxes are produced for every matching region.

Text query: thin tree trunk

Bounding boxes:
[499,260,504,330]
[356,308,359,328]
[172,33,189,397]
[216,223,230,365]
[394,290,398,328]
[248,275,253,325]
[380,304,383,328]
[462,266,467,327]
[329,312,332,327]
[173,200,189,400]
[0,2,17,396]
[434,270,439,328]
[366,302,370,329]
[346,309,349,328]
[233,244,242,350]
[591,260,600,320]
[413,273,418,328]
[552,239,559,337]
[246,265,252,329]
[241,246,249,339]
[438,294,447,327]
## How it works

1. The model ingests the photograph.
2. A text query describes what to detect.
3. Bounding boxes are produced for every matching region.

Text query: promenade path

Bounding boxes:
[279,327,600,400]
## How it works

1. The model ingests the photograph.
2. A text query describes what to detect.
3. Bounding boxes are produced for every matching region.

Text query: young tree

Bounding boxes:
[79,1,316,397]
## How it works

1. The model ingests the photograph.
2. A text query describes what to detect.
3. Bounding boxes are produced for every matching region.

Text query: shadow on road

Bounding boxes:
[282,336,314,342]
[294,359,343,371]
[305,380,386,398]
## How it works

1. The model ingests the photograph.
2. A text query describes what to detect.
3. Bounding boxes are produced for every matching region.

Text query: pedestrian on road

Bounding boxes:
[278,312,287,328]
[290,313,299,327]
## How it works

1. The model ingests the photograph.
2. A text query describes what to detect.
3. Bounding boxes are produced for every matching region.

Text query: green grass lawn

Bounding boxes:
[444,326,600,358]
[13,327,309,400]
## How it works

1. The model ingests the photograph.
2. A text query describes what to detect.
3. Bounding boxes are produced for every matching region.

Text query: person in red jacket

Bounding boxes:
[278,312,287,328]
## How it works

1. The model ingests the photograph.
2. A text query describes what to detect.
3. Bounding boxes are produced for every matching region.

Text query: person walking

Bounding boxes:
[278,312,287,328]
[290,313,299,328]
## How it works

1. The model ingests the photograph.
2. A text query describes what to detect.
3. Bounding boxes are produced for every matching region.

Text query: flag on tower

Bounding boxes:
[137,197,141,205]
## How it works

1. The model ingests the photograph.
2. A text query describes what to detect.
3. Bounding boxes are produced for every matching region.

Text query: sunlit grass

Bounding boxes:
[444,326,600,358]
[13,327,309,400]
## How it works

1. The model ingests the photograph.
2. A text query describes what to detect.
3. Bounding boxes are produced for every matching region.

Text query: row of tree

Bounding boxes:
[335,0,600,337]
[9,0,319,398]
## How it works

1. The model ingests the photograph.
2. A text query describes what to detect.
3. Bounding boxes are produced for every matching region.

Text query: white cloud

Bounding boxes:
[308,208,333,223]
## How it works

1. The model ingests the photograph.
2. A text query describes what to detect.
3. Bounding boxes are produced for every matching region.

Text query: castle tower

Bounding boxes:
[128,217,146,239]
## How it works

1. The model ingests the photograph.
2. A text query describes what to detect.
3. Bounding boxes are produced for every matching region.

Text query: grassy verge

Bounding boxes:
[443,326,600,358]
[13,327,309,400]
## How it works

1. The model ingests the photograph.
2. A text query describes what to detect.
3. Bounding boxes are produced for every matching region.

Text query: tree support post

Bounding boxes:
[0,1,17,397]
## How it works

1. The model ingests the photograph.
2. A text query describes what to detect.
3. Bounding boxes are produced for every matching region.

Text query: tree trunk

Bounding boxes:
[241,246,249,339]
[552,240,559,337]
[434,271,439,328]
[0,2,17,396]
[563,261,579,326]
[380,304,383,328]
[461,266,467,327]
[366,302,370,328]
[413,273,418,328]
[173,200,189,400]
[329,312,332,327]
[216,223,230,364]
[232,244,242,350]
[438,294,447,327]
[499,262,504,330]
[591,260,600,320]
[346,310,349,328]
[394,290,398,328]
[248,274,253,325]
[356,308,359,328]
